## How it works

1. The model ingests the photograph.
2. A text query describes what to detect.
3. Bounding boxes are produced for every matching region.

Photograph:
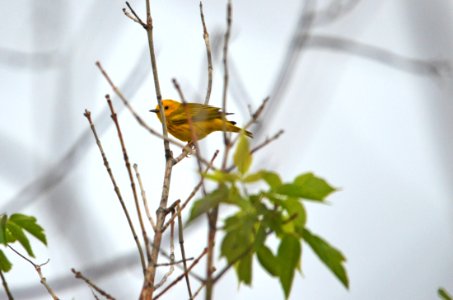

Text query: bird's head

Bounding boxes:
[150,99,180,122]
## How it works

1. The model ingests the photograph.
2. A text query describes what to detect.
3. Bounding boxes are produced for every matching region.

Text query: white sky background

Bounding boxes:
[1,0,452,299]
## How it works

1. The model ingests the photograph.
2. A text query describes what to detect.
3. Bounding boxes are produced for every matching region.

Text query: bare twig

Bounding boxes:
[124,2,146,28]
[192,282,206,300]
[230,97,269,146]
[226,129,284,173]
[250,129,285,155]
[172,78,187,103]
[172,147,196,165]
[0,271,14,300]
[162,150,219,232]
[140,0,176,297]
[83,110,146,275]
[206,3,232,299]
[177,203,193,299]
[306,34,451,76]
[153,211,176,290]
[133,164,157,232]
[199,1,213,104]
[8,246,59,300]
[155,257,194,267]
[91,290,101,300]
[106,95,150,264]
[159,249,203,282]
[153,248,208,300]
[122,8,142,26]
[220,0,233,156]
[71,268,116,300]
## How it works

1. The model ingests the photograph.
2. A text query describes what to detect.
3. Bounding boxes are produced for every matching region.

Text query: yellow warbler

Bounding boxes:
[150,99,253,142]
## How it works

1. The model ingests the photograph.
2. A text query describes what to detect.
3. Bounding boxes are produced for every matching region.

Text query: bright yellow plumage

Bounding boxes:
[150,99,253,142]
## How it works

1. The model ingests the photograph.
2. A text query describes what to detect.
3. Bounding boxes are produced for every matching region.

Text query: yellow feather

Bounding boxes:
[150,99,253,142]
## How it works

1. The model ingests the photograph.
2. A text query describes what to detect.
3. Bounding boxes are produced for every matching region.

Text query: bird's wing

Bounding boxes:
[171,103,233,124]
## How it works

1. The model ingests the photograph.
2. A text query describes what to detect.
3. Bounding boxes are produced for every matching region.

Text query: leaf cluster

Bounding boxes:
[0,213,47,272]
[188,133,349,298]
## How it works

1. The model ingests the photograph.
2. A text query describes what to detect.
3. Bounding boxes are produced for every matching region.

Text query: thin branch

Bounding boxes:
[71,268,116,300]
[199,1,213,104]
[144,0,169,149]
[140,0,176,296]
[172,147,196,165]
[192,282,206,300]
[177,203,193,299]
[306,34,451,76]
[206,3,232,299]
[91,290,101,300]
[250,129,285,155]
[0,271,14,300]
[124,1,146,28]
[95,62,185,149]
[153,248,208,300]
[153,212,176,290]
[122,8,142,26]
[83,110,146,275]
[230,96,269,146]
[133,164,157,232]
[155,257,194,267]
[159,249,203,282]
[220,0,233,158]
[172,78,187,102]
[162,150,219,232]
[226,130,284,173]
[106,95,150,265]
[8,246,59,300]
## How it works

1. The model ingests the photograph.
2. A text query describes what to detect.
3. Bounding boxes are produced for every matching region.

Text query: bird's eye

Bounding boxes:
[164,105,169,110]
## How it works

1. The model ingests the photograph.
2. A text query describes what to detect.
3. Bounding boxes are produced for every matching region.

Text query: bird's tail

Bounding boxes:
[228,121,253,138]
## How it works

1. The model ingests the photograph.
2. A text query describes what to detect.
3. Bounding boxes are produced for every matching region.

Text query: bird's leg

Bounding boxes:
[181,142,195,157]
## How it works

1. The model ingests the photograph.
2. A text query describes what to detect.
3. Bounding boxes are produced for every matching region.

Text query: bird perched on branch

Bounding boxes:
[150,99,253,142]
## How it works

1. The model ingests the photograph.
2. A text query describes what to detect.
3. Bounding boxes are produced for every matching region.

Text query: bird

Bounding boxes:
[150,99,253,142]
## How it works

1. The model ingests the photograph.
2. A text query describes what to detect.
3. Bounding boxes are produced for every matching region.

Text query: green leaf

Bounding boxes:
[221,230,253,265]
[262,209,284,235]
[236,251,253,285]
[203,170,240,183]
[261,171,282,189]
[294,173,336,201]
[10,214,47,245]
[303,228,349,288]
[0,250,12,272]
[6,222,34,257]
[277,234,301,299]
[242,171,263,183]
[234,132,252,174]
[221,212,256,267]
[228,185,254,212]
[0,215,7,245]
[188,185,229,223]
[439,288,453,300]
[257,245,279,277]
[281,198,306,237]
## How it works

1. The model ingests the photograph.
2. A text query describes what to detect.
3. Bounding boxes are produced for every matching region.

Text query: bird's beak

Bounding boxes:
[149,109,159,113]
